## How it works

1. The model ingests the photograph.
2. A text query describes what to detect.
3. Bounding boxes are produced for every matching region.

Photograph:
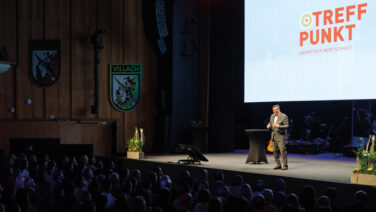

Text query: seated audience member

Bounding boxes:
[115,193,130,212]
[14,169,25,190]
[160,175,172,190]
[193,189,211,212]
[210,171,225,197]
[208,197,223,212]
[177,192,193,212]
[157,187,174,212]
[299,185,316,212]
[224,195,249,212]
[101,180,116,210]
[16,188,37,212]
[193,169,208,197]
[240,183,253,204]
[216,184,230,203]
[229,175,243,197]
[324,187,340,212]
[346,190,368,212]
[253,180,265,197]
[252,194,265,212]
[314,195,331,212]
[132,195,148,212]
[263,189,278,212]
[286,193,305,212]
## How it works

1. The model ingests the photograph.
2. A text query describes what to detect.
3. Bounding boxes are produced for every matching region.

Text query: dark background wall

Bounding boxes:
[208,0,243,152]
[166,0,211,153]
[169,0,200,153]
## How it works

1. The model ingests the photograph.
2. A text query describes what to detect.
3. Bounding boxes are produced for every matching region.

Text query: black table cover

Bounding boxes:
[244,129,269,164]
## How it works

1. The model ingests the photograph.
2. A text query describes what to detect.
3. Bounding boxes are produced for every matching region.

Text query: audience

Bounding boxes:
[0,148,372,212]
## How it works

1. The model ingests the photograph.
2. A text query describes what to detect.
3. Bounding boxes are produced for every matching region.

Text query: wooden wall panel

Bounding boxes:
[137,0,152,152]
[97,0,112,120]
[0,0,16,119]
[45,0,60,119]
[31,0,45,119]
[0,0,159,155]
[111,0,125,152]
[123,0,139,150]
[5,0,17,119]
[59,122,81,144]
[17,0,33,119]
[71,0,86,118]
[81,124,112,157]
[58,0,71,118]
[0,0,6,119]
[0,120,113,156]
[83,0,96,119]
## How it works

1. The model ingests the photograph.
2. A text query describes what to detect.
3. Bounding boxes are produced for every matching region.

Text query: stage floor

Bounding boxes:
[144,150,356,184]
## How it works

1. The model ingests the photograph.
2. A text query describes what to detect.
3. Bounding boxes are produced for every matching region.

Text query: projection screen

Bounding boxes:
[244,1,376,102]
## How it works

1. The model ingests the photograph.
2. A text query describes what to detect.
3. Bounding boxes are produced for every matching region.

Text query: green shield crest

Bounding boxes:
[110,64,141,112]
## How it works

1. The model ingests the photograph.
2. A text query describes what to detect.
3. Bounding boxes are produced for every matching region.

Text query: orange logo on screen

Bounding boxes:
[299,3,367,47]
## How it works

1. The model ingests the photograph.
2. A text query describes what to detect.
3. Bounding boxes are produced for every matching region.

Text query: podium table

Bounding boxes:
[244,129,269,164]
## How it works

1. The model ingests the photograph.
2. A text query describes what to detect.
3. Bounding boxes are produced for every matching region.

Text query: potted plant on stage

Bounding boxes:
[127,127,145,159]
[351,135,376,186]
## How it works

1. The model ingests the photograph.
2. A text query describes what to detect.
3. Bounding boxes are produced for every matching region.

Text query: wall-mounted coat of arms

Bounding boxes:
[29,40,60,86]
[109,64,142,112]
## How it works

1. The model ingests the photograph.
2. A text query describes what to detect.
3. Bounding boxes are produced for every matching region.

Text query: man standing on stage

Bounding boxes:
[267,104,289,170]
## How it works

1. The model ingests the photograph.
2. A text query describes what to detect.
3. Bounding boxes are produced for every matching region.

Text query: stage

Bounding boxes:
[144,150,356,184]
[118,149,376,204]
